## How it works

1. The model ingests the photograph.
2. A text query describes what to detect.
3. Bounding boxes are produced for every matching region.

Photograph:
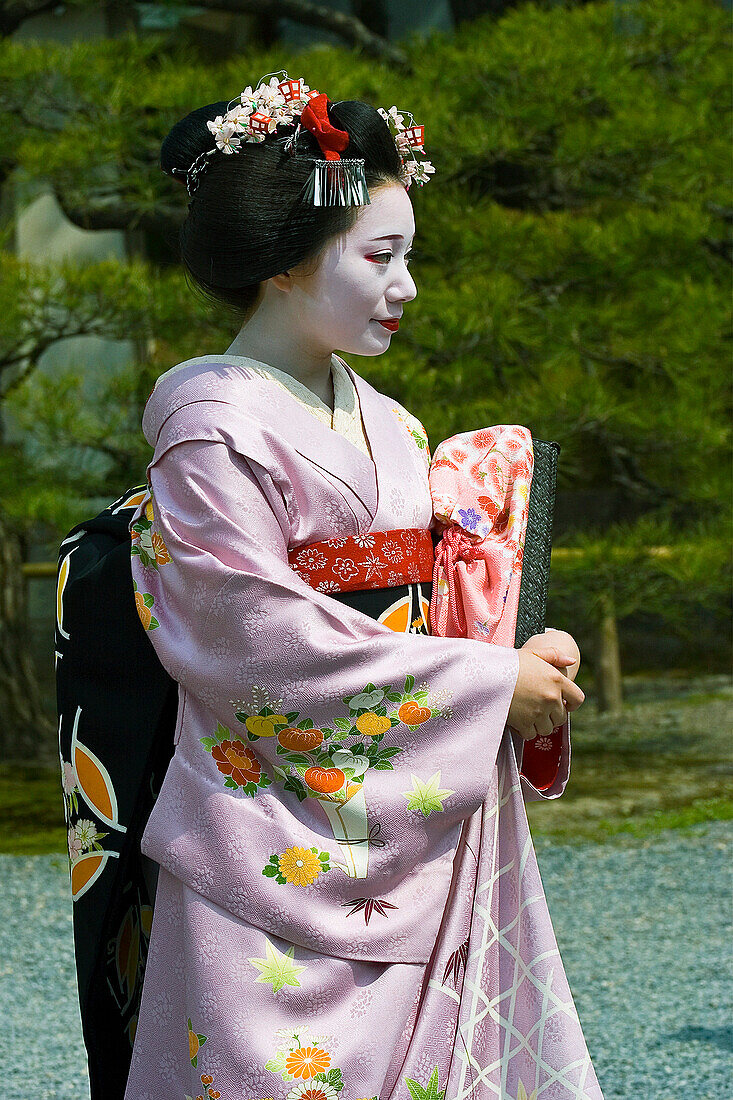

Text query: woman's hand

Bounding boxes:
[522,628,580,681]
[507,645,585,740]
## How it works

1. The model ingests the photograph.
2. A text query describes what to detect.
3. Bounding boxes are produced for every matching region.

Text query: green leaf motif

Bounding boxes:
[214,722,230,742]
[284,776,308,802]
[199,737,217,751]
[403,772,455,818]
[248,938,307,993]
[405,1066,445,1100]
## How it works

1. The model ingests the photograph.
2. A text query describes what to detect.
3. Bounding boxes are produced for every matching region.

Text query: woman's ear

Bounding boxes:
[269,271,292,293]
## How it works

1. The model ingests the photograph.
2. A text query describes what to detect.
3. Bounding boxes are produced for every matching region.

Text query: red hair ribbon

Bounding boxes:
[299,93,350,161]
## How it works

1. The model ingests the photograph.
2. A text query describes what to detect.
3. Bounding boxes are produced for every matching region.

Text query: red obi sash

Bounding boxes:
[288,528,434,593]
[288,523,561,795]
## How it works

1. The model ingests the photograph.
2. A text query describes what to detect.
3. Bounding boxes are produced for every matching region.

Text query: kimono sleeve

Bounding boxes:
[128,428,521,961]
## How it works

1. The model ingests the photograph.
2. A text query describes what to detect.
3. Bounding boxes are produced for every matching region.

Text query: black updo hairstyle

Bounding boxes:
[161,98,404,322]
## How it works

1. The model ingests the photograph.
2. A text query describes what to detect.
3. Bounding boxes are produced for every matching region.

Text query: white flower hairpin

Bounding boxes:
[171,70,434,204]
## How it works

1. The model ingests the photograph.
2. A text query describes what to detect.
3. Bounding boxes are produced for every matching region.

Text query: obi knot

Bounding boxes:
[434,524,485,569]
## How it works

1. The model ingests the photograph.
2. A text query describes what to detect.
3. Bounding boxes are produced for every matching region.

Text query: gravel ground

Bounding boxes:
[2,820,731,1099]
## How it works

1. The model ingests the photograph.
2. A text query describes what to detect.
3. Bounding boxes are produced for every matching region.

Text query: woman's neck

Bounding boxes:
[225,325,335,410]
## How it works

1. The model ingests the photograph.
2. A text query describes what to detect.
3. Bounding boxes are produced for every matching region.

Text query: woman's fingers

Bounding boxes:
[563,679,585,711]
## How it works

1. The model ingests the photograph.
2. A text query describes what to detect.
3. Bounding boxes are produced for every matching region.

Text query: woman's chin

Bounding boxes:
[339,331,394,357]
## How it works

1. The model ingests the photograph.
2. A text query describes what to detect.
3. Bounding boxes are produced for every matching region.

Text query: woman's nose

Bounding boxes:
[387,262,417,303]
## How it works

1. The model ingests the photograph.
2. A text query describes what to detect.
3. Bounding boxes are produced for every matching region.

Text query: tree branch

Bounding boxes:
[0,0,60,37]
[184,0,409,69]
[55,192,185,236]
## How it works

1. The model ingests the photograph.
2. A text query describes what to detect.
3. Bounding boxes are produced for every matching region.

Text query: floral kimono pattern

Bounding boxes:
[123,354,602,1100]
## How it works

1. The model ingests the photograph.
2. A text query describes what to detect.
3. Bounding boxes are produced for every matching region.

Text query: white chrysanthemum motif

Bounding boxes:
[296,547,327,570]
[535,736,555,751]
[382,539,403,563]
[288,1083,338,1100]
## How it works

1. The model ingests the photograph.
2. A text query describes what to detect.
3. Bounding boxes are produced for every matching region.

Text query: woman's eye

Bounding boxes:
[369,252,414,265]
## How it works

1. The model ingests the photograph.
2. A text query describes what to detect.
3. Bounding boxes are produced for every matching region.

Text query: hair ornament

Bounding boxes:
[378,105,435,189]
[170,70,433,204]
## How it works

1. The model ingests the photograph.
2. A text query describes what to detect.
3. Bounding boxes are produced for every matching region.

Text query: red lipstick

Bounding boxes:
[375,319,399,332]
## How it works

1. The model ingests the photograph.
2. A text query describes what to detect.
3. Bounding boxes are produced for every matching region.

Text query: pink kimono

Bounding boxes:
[124,355,603,1100]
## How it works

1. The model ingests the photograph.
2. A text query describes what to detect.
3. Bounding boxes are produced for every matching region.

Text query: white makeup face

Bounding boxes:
[285,182,417,357]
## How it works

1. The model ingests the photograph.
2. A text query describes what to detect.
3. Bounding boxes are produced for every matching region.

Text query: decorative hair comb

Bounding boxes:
[170,69,434,205]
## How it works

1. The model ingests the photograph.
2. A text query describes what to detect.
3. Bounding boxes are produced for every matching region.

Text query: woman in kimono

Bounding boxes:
[124,76,603,1099]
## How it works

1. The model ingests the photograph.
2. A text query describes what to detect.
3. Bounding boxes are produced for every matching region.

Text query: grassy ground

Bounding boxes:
[527,672,733,845]
[1,674,731,855]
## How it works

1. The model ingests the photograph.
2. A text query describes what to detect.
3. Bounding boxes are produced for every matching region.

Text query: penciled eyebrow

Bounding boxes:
[368,234,416,243]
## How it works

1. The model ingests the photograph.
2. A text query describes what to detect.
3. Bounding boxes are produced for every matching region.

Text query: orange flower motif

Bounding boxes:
[151,530,171,565]
[398,701,431,726]
[209,1091,221,1099]
[201,1076,214,1086]
[355,712,391,737]
[285,1045,331,1079]
[211,740,261,787]
[134,589,152,630]
[303,766,345,795]
[277,727,324,752]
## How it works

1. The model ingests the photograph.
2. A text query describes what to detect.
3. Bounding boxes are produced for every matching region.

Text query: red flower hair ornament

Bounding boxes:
[170,69,434,204]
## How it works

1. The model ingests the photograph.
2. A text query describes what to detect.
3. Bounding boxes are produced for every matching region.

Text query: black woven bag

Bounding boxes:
[514,439,561,647]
